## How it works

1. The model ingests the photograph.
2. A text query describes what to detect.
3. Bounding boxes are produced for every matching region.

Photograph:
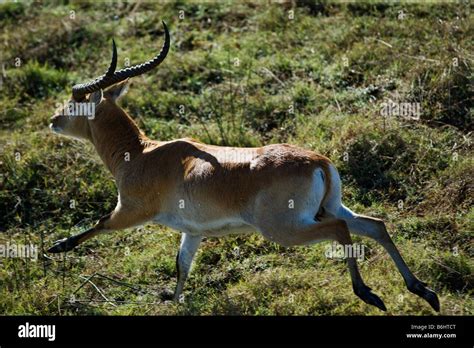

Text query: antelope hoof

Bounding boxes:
[408,280,440,312]
[354,285,387,311]
[48,237,78,253]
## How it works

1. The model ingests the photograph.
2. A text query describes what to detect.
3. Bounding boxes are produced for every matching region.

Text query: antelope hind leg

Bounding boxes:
[339,206,440,312]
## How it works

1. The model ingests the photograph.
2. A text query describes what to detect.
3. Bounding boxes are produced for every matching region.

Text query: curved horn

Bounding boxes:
[71,40,118,100]
[72,20,170,101]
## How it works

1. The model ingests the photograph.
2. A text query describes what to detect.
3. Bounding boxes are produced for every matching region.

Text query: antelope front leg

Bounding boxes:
[173,233,202,301]
[48,204,149,253]
[48,214,112,253]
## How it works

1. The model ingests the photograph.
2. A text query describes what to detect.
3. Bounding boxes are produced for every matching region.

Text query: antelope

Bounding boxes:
[48,21,440,312]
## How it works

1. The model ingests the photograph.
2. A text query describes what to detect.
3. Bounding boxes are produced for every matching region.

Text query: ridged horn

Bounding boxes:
[72,20,170,101]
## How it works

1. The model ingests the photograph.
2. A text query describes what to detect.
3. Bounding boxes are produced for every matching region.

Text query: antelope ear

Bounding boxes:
[89,89,103,106]
[104,80,129,101]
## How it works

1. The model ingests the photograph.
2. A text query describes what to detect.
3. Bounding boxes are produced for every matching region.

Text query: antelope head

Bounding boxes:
[50,21,170,141]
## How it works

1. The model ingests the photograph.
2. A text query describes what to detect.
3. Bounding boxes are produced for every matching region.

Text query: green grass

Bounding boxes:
[0,1,472,315]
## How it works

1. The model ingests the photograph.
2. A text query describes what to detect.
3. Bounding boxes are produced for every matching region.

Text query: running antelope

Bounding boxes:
[48,21,439,312]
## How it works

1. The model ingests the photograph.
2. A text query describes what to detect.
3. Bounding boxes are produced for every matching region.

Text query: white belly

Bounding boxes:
[153,213,255,237]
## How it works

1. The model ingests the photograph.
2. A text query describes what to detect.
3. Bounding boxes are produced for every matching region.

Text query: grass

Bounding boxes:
[0,1,472,315]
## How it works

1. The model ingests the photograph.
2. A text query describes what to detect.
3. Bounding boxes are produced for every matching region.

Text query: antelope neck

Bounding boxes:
[89,104,148,176]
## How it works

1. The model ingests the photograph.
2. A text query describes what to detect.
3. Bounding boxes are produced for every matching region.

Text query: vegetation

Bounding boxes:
[0,1,472,315]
